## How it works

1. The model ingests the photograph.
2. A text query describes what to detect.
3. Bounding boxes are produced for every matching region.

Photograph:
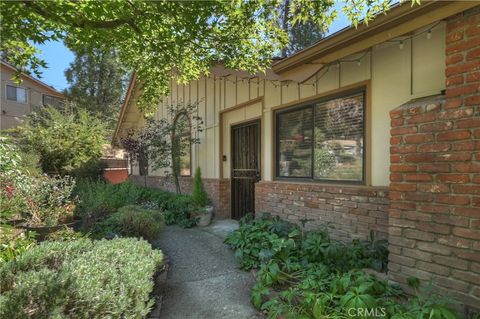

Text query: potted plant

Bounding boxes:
[17,174,79,240]
[191,167,213,226]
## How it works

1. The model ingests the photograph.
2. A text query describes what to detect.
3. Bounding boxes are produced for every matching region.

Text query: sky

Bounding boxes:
[33,8,351,92]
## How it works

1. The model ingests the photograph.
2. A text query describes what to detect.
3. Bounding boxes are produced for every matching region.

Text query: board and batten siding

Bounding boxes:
[133,22,446,187]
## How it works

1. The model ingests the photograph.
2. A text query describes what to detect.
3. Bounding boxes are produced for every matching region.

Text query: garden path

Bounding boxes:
[154,222,263,319]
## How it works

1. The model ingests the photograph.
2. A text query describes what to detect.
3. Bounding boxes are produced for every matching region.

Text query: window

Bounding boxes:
[276,90,365,183]
[174,113,191,177]
[179,136,191,176]
[43,94,63,108]
[6,85,27,103]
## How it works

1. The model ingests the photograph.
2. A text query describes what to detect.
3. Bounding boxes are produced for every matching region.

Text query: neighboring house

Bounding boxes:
[0,61,64,130]
[114,1,479,314]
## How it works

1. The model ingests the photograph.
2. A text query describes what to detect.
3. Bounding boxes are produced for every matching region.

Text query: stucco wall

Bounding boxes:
[128,22,446,187]
[0,67,63,130]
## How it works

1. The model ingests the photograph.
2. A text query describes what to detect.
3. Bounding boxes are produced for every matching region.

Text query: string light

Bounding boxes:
[210,20,441,88]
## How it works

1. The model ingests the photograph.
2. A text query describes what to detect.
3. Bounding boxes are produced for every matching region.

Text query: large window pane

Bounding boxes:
[16,87,27,103]
[179,136,191,176]
[277,107,313,177]
[175,114,191,177]
[6,85,27,103]
[6,85,17,101]
[314,93,364,181]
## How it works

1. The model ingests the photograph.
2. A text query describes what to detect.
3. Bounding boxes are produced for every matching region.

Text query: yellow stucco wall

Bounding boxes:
[126,22,446,186]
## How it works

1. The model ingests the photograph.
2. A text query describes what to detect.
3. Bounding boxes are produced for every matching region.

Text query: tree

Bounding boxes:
[285,21,325,56]
[64,48,129,128]
[279,0,325,57]
[1,0,420,114]
[120,102,203,194]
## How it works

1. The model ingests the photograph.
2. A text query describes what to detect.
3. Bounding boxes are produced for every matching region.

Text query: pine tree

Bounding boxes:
[279,0,325,57]
[192,167,209,207]
[64,48,128,128]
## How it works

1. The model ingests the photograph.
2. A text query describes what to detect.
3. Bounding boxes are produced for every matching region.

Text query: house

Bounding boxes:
[0,61,64,130]
[114,1,479,314]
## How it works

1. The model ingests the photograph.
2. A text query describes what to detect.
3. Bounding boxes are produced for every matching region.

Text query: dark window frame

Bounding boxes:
[173,112,192,177]
[6,84,27,104]
[275,88,367,185]
[42,94,65,108]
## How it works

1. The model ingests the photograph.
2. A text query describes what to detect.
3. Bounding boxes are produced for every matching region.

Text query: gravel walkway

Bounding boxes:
[153,222,262,319]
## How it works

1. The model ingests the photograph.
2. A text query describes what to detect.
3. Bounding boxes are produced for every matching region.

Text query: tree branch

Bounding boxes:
[23,1,141,34]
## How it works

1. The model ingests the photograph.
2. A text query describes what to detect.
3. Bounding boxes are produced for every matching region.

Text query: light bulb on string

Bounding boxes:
[399,41,404,50]
[427,30,432,40]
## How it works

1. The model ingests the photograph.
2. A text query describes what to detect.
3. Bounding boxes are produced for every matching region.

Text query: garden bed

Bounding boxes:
[225,214,459,319]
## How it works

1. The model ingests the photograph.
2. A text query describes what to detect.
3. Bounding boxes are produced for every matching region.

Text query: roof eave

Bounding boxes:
[112,72,137,145]
[1,61,65,98]
[273,1,478,74]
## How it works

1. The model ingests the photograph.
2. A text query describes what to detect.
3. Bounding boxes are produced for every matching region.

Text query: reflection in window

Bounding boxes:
[179,136,191,176]
[6,85,27,103]
[277,107,312,177]
[43,94,64,108]
[175,114,191,177]
[276,91,365,182]
[314,93,364,181]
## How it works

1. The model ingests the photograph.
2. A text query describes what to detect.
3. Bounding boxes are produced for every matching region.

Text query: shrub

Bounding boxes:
[1,140,78,227]
[18,105,108,176]
[0,232,36,264]
[192,167,209,207]
[74,180,144,224]
[46,227,87,242]
[19,174,77,227]
[0,238,163,319]
[90,205,165,241]
[76,180,197,229]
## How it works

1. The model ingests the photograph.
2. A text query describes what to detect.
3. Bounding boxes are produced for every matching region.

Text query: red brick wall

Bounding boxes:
[129,175,231,218]
[255,181,389,241]
[388,7,480,315]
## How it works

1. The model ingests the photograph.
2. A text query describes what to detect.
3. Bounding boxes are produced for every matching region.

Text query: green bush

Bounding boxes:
[0,232,36,264]
[18,105,108,176]
[74,180,144,222]
[1,140,77,227]
[91,205,165,241]
[46,227,87,242]
[0,238,163,319]
[76,180,197,229]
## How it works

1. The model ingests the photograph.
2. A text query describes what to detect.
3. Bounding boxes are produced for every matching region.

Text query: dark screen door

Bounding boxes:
[231,120,261,220]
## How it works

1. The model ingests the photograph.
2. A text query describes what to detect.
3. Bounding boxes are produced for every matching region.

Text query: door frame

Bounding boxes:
[230,119,261,219]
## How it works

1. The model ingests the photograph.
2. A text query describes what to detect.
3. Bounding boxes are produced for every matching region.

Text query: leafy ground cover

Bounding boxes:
[225,214,458,319]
